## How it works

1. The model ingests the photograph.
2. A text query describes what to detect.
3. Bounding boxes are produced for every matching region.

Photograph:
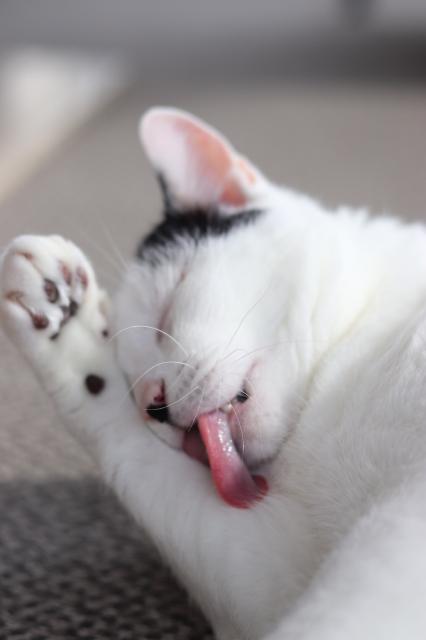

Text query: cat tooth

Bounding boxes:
[221,403,233,414]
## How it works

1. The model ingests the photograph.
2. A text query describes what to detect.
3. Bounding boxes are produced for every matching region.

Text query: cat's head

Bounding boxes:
[115,108,314,507]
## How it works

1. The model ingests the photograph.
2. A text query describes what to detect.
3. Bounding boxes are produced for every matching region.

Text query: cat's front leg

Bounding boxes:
[0,234,155,467]
[0,235,310,640]
[0,237,185,529]
[0,234,115,429]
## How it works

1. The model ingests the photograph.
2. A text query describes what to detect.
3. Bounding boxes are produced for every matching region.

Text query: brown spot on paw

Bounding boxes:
[32,312,49,330]
[6,291,49,330]
[85,374,105,395]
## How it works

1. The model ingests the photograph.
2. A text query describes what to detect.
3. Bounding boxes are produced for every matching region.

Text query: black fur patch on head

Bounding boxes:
[136,208,263,265]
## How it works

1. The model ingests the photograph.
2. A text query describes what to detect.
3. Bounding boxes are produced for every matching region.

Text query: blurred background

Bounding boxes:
[0,2,425,638]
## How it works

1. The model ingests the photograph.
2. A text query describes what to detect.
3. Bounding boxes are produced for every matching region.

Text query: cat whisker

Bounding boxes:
[68,223,125,281]
[108,324,189,356]
[223,271,281,353]
[156,385,201,411]
[237,372,264,419]
[217,347,247,365]
[229,337,331,368]
[244,371,307,419]
[231,402,245,455]
[100,222,129,272]
[224,286,272,352]
[232,341,284,363]
[167,362,191,395]
[84,265,123,290]
[123,359,195,403]
[86,224,126,277]
[187,384,206,432]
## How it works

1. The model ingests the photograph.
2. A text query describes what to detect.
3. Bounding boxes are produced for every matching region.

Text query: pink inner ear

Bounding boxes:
[141,108,256,209]
[185,124,247,207]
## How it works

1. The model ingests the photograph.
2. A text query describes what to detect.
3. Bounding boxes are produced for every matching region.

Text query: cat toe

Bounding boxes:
[0,235,108,349]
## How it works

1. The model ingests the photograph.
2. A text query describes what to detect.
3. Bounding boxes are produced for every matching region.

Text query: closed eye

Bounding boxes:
[156,270,187,344]
[157,299,172,343]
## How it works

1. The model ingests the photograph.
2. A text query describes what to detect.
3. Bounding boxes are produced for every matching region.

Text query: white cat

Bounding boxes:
[2,108,426,640]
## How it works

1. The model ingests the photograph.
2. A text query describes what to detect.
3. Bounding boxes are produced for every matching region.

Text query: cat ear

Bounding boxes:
[139,107,265,212]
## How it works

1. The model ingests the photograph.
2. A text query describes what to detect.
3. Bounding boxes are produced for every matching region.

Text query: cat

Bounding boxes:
[2,107,426,640]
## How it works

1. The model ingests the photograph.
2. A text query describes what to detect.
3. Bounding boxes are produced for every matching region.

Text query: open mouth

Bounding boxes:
[143,384,268,509]
[183,407,268,509]
[147,388,268,509]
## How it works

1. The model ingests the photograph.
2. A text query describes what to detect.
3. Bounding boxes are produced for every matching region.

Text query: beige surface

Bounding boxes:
[1,81,426,480]
[0,50,128,204]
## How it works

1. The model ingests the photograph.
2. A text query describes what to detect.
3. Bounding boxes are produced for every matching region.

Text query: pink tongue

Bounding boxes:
[197,410,268,509]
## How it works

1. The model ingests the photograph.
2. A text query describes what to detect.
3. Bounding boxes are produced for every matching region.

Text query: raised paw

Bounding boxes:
[0,235,109,362]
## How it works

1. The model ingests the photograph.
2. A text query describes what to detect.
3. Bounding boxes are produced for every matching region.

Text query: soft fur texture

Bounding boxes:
[2,108,426,639]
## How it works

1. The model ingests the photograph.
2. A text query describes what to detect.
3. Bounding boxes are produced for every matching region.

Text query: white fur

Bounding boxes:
[2,113,426,639]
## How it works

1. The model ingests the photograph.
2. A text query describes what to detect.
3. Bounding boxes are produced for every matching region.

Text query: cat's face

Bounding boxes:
[115,109,306,507]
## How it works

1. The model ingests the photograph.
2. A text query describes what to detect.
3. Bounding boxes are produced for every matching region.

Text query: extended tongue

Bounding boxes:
[197,410,268,508]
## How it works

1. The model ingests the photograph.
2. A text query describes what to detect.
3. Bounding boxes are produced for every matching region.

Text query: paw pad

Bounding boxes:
[0,232,112,363]
[44,279,59,303]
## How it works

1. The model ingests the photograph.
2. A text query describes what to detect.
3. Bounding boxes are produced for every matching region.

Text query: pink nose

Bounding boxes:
[136,379,170,423]
[141,379,165,408]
